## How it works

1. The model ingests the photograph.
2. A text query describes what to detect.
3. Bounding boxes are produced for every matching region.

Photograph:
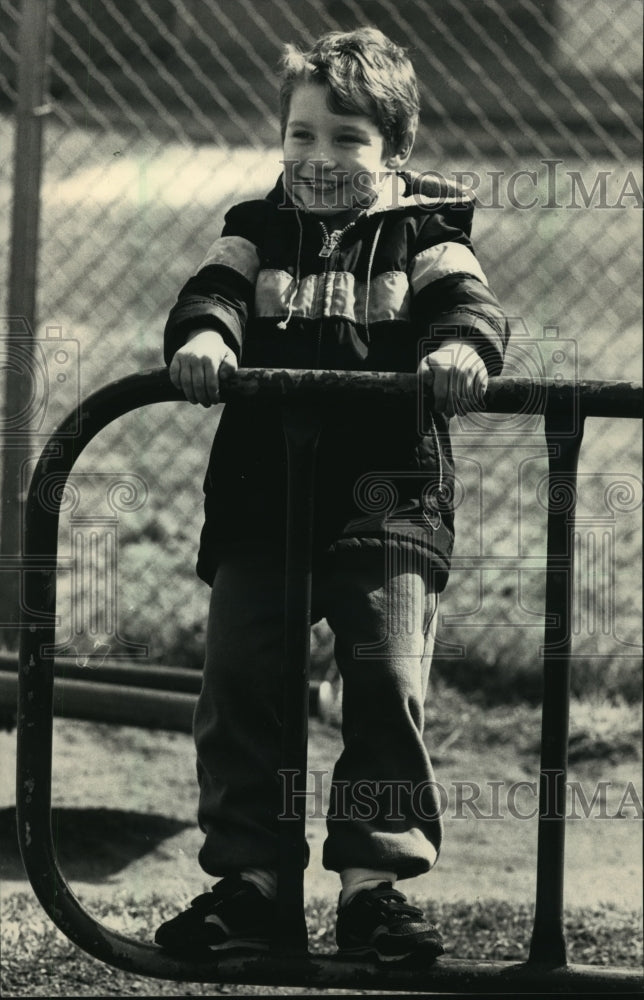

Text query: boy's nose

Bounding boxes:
[309,150,338,173]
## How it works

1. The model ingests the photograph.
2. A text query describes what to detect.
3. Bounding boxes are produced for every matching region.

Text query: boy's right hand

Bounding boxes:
[169,329,238,406]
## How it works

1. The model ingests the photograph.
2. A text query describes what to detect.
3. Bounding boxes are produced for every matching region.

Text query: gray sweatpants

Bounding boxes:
[193,549,442,881]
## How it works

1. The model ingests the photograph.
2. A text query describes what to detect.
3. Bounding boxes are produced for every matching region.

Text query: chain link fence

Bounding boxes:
[0,0,642,698]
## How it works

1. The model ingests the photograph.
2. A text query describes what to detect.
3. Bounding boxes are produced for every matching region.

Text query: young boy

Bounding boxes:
[155,27,508,964]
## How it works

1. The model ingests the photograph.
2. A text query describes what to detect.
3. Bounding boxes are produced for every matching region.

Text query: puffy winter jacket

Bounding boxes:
[163,171,509,590]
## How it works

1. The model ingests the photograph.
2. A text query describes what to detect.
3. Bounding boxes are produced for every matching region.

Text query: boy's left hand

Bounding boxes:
[418,340,488,417]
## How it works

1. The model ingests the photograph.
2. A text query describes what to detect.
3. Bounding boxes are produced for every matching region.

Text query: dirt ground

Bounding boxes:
[1,709,642,997]
[2,714,641,913]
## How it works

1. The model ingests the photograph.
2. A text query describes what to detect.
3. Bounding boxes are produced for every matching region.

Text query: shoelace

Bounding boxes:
[370,887,426,922]
[189,879,248,911]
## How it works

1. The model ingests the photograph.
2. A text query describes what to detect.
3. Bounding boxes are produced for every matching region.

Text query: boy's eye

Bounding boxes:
[337,134,363,145]
[291,129,312,140]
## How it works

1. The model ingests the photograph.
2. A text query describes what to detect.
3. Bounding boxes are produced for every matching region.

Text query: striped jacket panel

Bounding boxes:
[163,172,509,588]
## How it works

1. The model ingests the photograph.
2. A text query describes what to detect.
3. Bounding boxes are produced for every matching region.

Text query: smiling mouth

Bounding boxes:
[296,179,339,192]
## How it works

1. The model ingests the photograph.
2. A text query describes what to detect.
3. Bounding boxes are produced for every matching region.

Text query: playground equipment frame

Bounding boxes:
[15,367,643,992]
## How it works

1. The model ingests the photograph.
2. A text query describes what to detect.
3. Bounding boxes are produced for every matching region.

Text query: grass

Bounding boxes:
[1,892,641,997]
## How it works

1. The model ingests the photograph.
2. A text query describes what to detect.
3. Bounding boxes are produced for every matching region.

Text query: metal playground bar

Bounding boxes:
[15,368,643,992]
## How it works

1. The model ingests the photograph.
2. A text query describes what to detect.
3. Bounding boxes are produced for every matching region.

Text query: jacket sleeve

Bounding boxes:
[163,200,265,366]
[408,205,509,376]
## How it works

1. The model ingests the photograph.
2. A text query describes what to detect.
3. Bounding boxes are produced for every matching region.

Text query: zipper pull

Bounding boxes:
[319,229,342,258]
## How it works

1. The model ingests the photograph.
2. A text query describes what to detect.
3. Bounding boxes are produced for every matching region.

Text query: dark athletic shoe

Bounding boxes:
[154,874,274,955]
[336,881,445,964]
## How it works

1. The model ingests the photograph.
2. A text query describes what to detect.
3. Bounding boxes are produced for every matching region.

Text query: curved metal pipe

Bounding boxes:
[15,368,643,988]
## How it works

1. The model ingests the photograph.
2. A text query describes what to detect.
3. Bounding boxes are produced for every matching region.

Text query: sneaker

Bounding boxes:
[336,881,444,964]
[154,874,274,955]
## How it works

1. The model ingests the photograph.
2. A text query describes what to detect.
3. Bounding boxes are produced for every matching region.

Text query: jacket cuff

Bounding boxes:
[164,298,243,365]
[427,309,507,376]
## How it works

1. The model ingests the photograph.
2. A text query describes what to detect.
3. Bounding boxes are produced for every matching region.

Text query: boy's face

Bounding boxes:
[282,82,406,216]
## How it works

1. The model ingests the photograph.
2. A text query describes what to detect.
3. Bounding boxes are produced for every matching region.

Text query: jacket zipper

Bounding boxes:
[317,214,444,531]
[316,216,363,365]
[423,414,445,530]
[318,220,357,258]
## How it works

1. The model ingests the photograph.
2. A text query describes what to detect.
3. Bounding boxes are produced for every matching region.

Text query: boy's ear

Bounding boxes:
[385,143,414,170]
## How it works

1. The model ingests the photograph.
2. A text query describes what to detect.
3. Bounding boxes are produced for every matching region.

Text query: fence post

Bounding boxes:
[1,0,52,648]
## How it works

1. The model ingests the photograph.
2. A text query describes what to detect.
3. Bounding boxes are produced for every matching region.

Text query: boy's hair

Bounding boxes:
[279,27,419,157]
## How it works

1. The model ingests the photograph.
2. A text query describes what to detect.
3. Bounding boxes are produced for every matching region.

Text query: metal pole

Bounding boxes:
[1,0,52,648]
[275,403,321,952]
[528,406,585,966]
